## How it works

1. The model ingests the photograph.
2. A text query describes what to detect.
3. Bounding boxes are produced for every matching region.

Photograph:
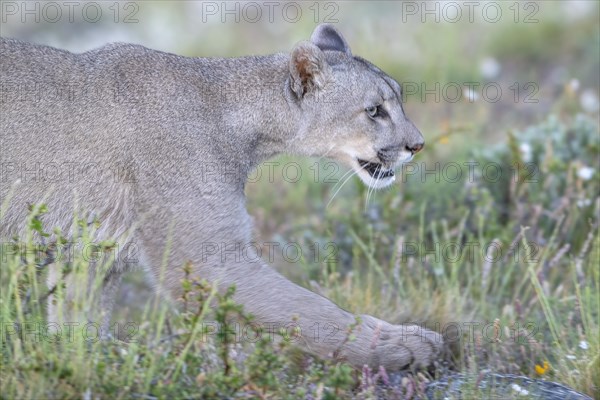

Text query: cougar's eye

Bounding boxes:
[365,105,380,118]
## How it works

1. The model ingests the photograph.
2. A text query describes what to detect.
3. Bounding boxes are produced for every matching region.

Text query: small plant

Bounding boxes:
[244,336,288,396]
[472,114,599,238]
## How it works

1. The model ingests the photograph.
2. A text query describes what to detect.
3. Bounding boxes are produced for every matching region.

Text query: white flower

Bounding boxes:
[480,57,501,79]
[566,354,577,360]
[577,166,594,181]
[563,1,596,20]
[511,383,530,396]
[463,87,479,102]
[580,90,600,113]
[579,340,589,350]
[577,198,592,208]
[519,143,532,162]
[568,79,580,92]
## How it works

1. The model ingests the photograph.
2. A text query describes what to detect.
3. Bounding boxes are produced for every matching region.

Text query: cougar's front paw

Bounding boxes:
[341,315,444,371]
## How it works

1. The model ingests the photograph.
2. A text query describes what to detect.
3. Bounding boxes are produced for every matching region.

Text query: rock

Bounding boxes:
[425,373,593,400]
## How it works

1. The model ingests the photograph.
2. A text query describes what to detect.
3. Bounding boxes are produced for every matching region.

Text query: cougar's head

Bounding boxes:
[288,24,424,189]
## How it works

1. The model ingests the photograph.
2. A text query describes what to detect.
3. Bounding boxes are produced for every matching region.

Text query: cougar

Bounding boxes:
[0,24,442,371]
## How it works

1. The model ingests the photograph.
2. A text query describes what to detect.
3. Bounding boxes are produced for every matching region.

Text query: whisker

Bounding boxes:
[315,143,337,163]
[328,166,356,196]
[327,168,360,209]
[365,172,374,210]
[365,166,383,211]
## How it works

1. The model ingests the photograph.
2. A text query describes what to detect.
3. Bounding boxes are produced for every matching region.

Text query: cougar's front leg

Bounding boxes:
[139,187,443,370]
[151,236,443,370]
[217,258,444,371]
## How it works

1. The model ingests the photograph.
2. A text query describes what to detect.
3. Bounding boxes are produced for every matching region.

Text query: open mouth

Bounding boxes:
[357,159,395,179]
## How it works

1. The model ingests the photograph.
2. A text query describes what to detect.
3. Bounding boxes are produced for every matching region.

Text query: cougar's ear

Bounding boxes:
[289,41,331,98]
[311,24,351,55]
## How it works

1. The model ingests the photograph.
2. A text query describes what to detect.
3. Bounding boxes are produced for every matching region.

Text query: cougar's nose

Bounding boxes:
[406,142,424,154]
